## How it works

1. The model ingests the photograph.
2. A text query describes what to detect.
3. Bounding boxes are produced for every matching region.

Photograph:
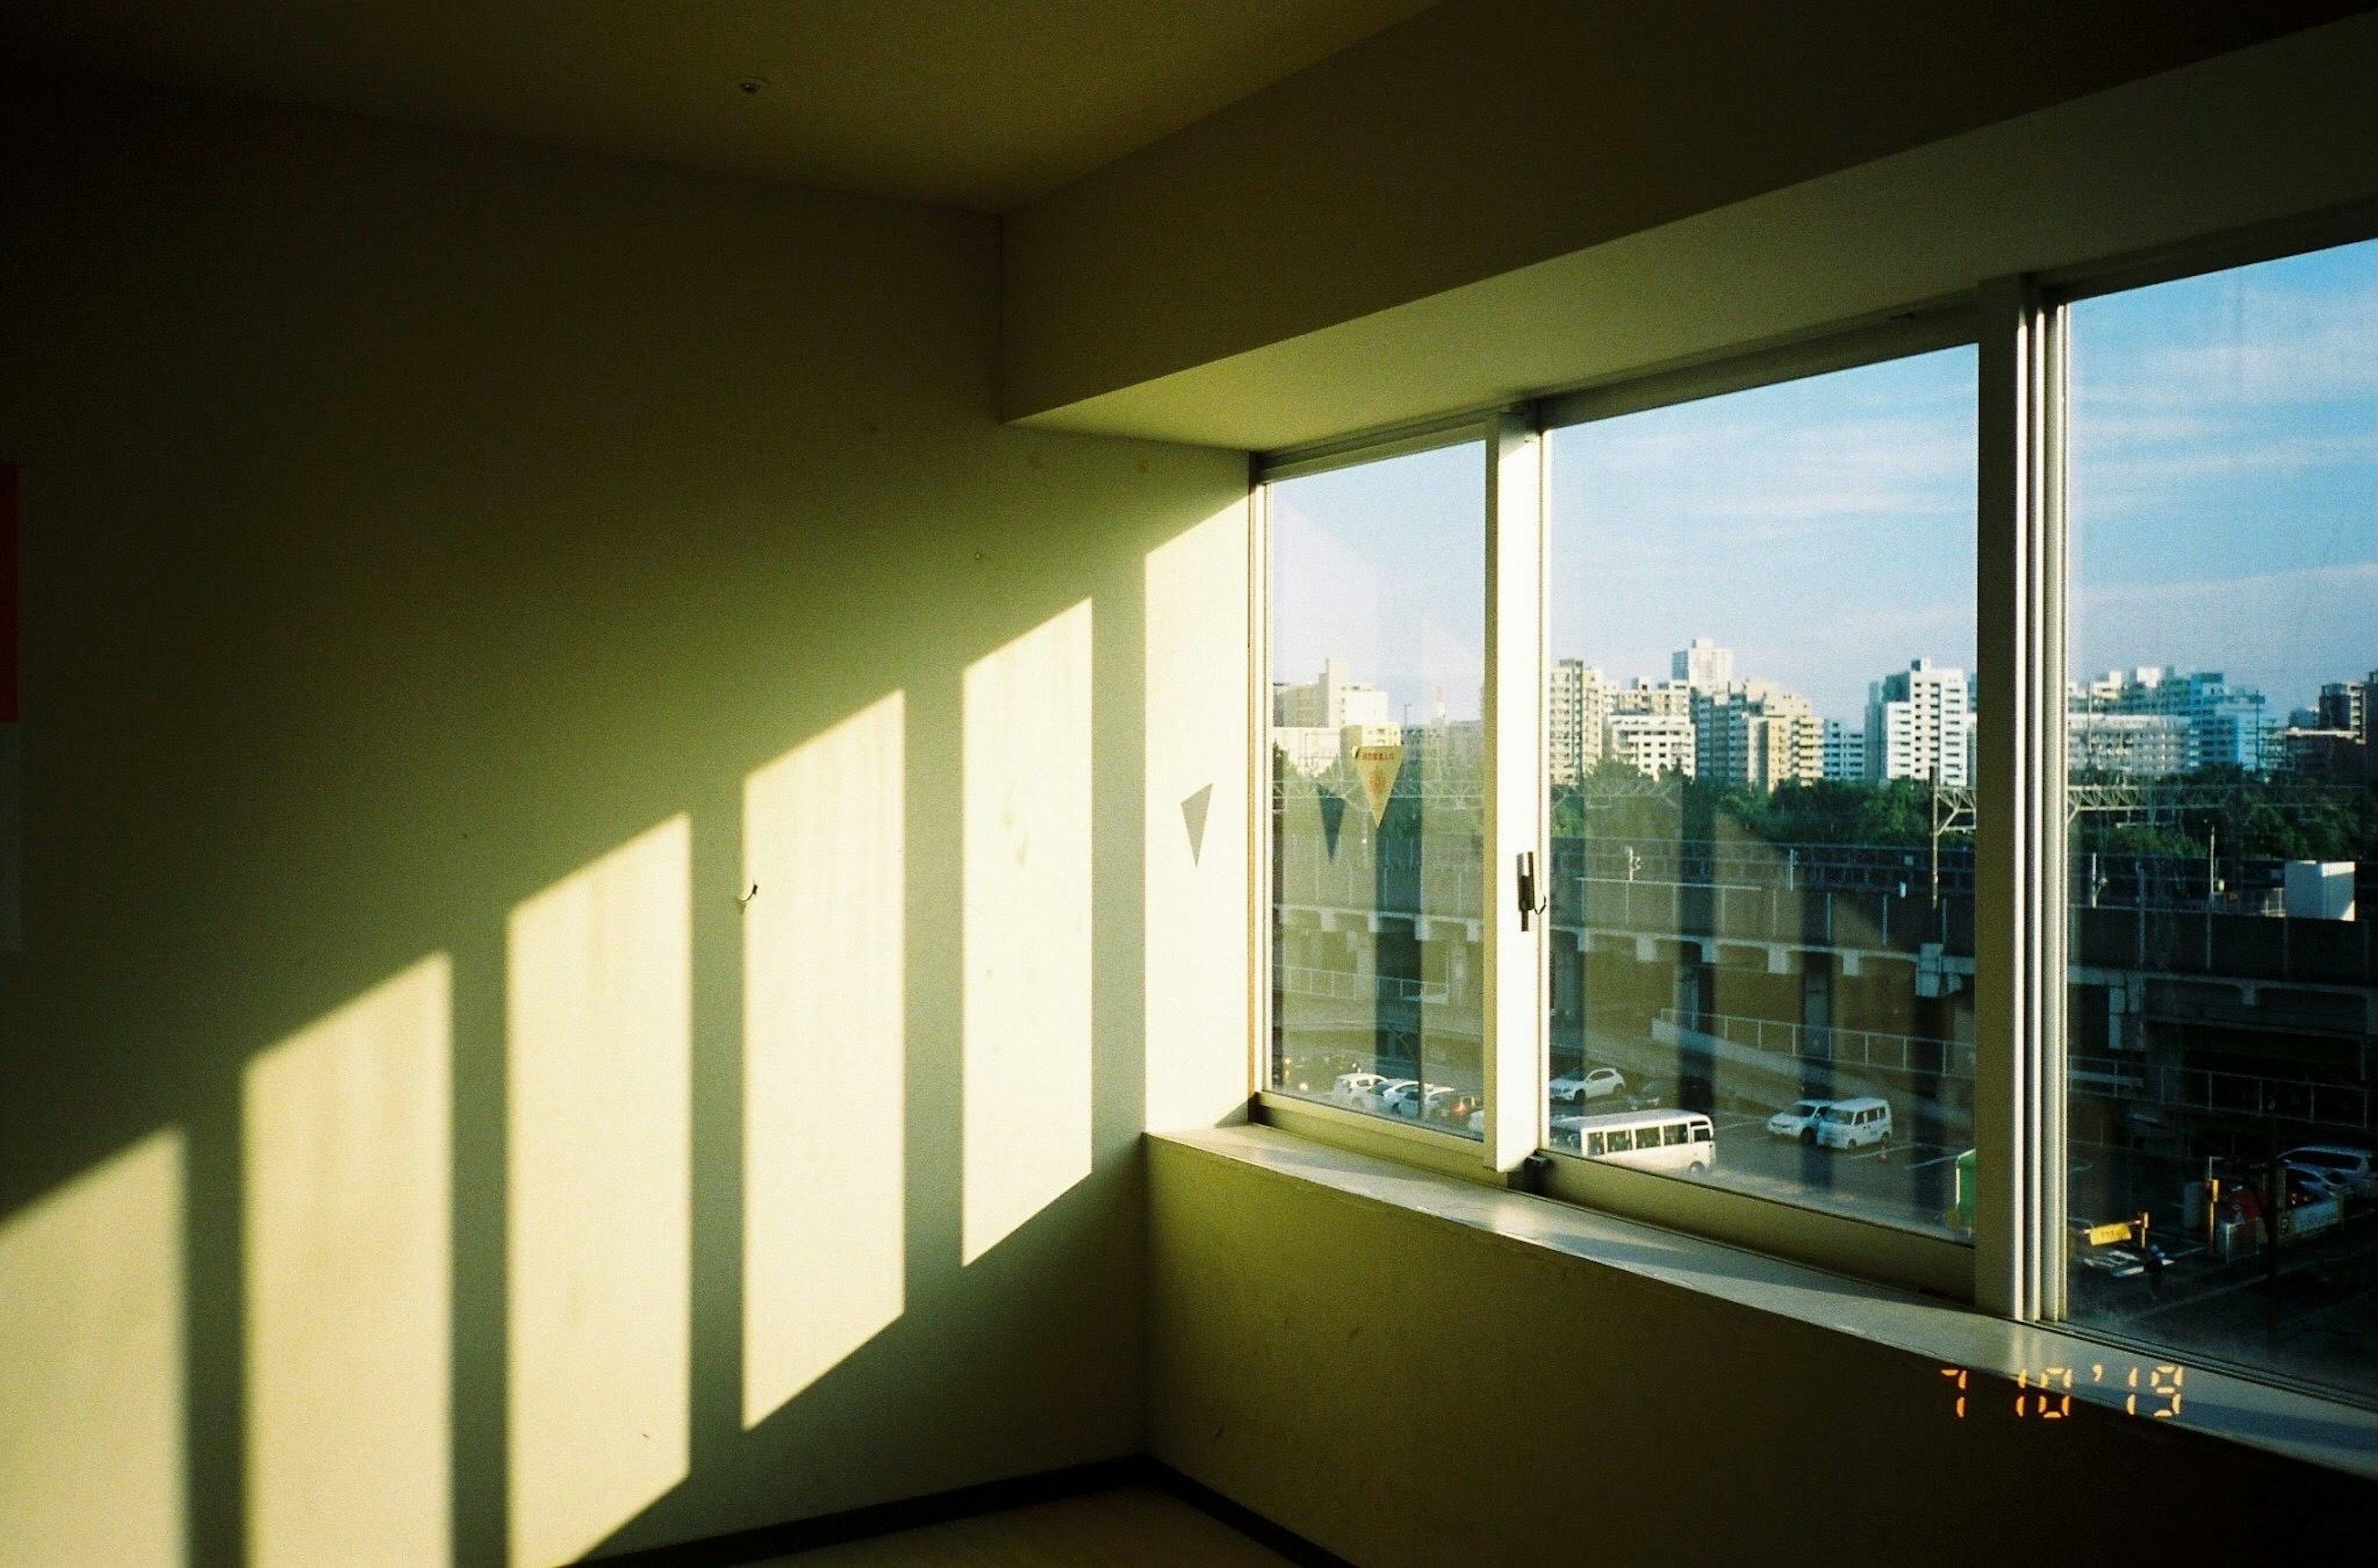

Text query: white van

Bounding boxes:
[1813,1097,1892,1151]
[1551,1108,1715,1175]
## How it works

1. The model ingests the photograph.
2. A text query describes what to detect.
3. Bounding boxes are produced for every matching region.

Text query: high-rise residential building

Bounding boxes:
[2319,676,2369,741]
[1866,659,1971,785]
[1271,660,1399,777]
[1672,638,1735,690]
[1271,728,1345,777]
[1612,678,1694,720]
[2072,666,2272,773]
[1821,720,1865,781]
[1548,659,1614,783]
[1694,679,1821,788]
[1273,657,1394,730]
[2278,726,2364,779]
[2365,672,2378,780]
[2068,711,2190,777]
[1603,712,1696,778]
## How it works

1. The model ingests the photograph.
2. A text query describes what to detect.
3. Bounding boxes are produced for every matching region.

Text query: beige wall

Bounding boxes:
[0,74,1248,1565]
[1149,1137,2376,1566]
[1001,0,2372,429]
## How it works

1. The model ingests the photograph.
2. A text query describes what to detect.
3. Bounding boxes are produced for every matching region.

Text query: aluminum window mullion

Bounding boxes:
[1250,466,1273,1108]
[1483,414,1548,1173]
[1974,276,2063,1322]
[2038,306,2071,1323]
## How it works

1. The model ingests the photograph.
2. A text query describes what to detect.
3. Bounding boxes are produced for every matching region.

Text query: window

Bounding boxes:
[1253,218,2377,1413]
[2059,239,2378,1403]
[1266,440,1486,1139]
[1546,347,1978,1242]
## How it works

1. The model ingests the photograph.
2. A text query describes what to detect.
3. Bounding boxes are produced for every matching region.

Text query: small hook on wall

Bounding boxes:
[737,882,759,909]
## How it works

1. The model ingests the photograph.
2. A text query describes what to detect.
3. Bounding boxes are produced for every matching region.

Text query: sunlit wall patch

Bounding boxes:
[507,817,692,1568]
[243,957,452,1568]
[0,1129,187,1567]
[743,692,907,1426]
[962,600,1094,1265]
[1146,505,1253,1135]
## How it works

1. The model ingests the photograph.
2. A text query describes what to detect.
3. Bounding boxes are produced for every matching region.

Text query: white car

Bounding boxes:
[2282,1145,2374,1200]
[1363,1078,1418,1114]
[1549,1067,1627,1105]
[1766,1099,1835,1139]
[1380,1082,1453,1120]
[2283,1162,2348,1205]
[1330,1071,1387,1107]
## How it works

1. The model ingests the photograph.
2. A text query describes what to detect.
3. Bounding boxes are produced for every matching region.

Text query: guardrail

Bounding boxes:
[2145,1065,2374,1131]
[1657,1008,1975,1080]
[1275,964,1450,1006]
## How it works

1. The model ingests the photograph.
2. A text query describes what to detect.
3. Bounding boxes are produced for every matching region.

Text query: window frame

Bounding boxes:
[1249,206,2378,1380]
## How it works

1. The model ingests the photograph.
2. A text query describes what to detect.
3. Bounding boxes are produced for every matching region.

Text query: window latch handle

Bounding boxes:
[1517,850,1547,931]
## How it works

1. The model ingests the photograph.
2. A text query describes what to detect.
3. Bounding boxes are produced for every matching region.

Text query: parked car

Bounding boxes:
[1364,1078,1417,1115]
[1813,1097,1892,1151]
[1378,1081,1452,1120]
[1766,1098,1835,1139]
[2283,1162,2348,1207]
[2281,1144,2374,1200]
[1549,1067,1627,1105]
[1329,1071,1387,1107]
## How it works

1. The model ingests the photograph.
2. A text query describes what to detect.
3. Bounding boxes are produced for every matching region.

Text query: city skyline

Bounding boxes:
[1272,240,2375,728]
[1277,637,2374,791]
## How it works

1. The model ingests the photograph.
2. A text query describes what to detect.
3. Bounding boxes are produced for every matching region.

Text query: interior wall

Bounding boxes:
[1149,1137,2376,1567]
[1000,0,2372,425]
[0,74,1248,1566]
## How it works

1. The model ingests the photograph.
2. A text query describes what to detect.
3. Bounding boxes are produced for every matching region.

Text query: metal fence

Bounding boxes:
[1275,964,1449,1007]
[1658,1008,1974,1080]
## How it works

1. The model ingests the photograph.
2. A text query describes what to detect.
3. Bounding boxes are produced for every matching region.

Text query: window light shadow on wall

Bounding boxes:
[962,600,1095,1265]
[507,817,692,1568]
[1145,506,1253,1132]
[743,692,907,1428]
[243,957,451,1567]
[0,1129,186,1567]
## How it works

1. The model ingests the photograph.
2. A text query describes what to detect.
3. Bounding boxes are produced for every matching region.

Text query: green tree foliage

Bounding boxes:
[1543,764,2376,860]
[2067,767,2377,861]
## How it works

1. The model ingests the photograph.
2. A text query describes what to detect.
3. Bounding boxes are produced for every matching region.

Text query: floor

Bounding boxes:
[749,1486,1300,1567]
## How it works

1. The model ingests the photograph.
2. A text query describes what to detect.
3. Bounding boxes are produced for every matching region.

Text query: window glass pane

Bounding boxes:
[2062,239,2378,1402]
[1270,442,1486,1136]
[1548,349,1978,1239]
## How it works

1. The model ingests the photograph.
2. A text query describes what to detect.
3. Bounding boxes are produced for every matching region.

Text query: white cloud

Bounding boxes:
[2078,284,2377,414]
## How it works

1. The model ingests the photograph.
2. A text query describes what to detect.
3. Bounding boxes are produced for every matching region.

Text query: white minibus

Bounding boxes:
[1551,1108,1716,1175]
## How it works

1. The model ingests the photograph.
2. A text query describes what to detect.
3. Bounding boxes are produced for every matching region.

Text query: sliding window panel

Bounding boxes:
[1544,348,1981,1242]
[2060,238,2378,1404]
[1268,440,1488,1139]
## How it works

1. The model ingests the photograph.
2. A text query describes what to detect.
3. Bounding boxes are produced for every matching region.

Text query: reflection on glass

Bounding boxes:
[2063,240,2377,1403]
[1547,349,1979,1238]
[1269,442,1486,1138]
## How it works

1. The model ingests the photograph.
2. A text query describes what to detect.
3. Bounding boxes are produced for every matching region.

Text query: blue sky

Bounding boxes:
[1271,441,1486,723]
[1553,346,1976,723]
[2068,240,2376,713]
[1272,240,2374,730]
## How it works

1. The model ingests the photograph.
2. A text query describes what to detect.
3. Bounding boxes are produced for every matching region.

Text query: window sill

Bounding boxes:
[1152,1122,2378,1481]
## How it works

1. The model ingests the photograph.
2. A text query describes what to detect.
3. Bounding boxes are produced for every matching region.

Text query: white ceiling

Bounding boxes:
[1,1,1439,211]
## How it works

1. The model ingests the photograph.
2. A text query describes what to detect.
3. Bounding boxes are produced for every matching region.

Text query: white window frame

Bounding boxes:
[1249,207,2378,1387]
